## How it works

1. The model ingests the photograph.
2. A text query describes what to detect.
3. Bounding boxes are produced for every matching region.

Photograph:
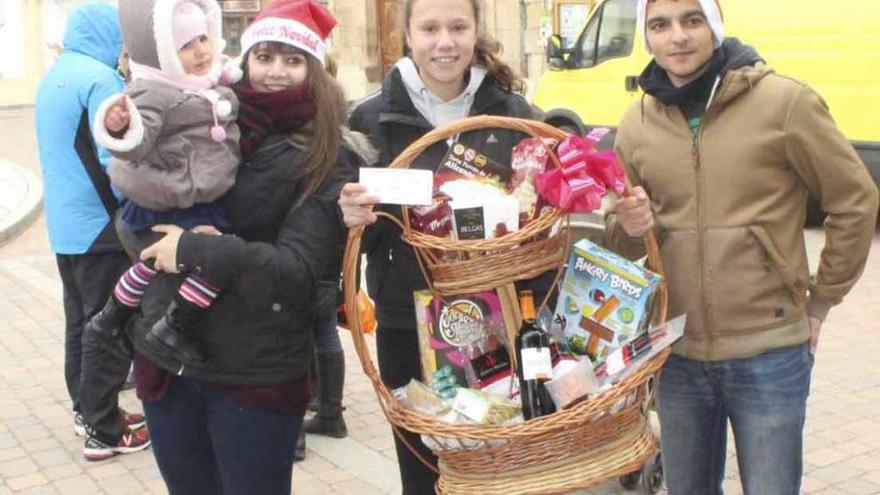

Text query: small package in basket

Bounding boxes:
[414,290,514,397]
[434,142,513,194]
[553,239,662,365]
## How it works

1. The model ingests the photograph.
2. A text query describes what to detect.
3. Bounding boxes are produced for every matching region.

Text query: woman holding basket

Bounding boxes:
[340,0,540,491]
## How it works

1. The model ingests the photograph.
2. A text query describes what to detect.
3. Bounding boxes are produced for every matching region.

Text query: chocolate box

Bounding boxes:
[413,289,512,393]
[552,239,662,365]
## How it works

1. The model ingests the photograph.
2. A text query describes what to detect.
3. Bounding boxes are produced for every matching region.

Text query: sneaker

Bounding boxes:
[83,427,151,461]
[74,412,86,437]
[74,409,146,437]
[120,408,146,431]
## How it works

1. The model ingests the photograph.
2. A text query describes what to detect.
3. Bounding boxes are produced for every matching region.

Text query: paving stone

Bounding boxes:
[807,448,852,468]
[834,477,880,495]
[85,461,128,480]
[802,475,831,493]
[40,463,83,482]
[30,448,72,469]
[51,474,100,495]
[95,474,146,495]
[0,456,39,478]
[0,446,26,462]
[5,472,49,491]
[810,463,868,485]
[331,478,389,495]
[16,486,60,495]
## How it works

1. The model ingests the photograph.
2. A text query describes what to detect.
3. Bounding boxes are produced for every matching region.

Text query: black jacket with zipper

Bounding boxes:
[122,134,361,384]
[348,67,539,329]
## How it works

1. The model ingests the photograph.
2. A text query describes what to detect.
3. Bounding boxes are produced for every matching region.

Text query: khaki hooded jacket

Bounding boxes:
[607,62,879,361]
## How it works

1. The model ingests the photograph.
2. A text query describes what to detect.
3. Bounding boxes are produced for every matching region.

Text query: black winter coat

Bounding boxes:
[123,135,360,384]
[348,68,538,328]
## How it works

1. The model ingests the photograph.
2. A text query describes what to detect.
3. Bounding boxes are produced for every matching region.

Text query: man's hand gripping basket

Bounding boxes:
[342,116,669,495]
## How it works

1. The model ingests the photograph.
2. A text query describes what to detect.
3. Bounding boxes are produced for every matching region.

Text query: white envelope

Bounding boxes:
[359,168,433,206]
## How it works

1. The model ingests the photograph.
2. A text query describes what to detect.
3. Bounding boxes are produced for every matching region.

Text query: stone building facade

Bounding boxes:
[0,0,581,106]
[326,0,554,101]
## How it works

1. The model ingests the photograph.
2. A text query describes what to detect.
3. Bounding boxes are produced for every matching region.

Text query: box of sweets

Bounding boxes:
[413,290,512,395]
[433,142,513,194]
[553,239,662,365]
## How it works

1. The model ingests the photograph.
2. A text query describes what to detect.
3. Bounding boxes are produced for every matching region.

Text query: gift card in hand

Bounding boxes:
[359,168,433,206]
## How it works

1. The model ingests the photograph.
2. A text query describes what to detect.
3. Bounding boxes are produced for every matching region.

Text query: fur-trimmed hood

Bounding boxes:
[341,127,378,166]
[118,0,224,81]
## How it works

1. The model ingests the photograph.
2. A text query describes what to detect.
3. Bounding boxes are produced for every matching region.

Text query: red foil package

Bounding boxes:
[510,137,556,226]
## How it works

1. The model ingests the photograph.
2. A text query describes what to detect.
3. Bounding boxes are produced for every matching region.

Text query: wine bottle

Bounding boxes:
[516,290,556,420]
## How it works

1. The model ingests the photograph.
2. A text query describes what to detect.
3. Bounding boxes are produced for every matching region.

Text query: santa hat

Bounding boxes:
[240,0,336,66]
[172,2,209,51]
[636,0,725,52]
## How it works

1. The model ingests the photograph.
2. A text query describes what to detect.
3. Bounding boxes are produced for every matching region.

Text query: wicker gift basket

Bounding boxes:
[342,116,670,495]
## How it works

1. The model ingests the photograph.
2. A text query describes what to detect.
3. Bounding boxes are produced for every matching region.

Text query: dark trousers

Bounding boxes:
[144,376,303,495]
[377,325,439,495]
[57,252,132,443]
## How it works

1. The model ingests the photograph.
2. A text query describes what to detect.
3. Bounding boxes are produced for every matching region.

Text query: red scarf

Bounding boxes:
[234,83,316,157]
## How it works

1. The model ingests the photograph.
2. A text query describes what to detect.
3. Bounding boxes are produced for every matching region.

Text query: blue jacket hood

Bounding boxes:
[62,2,122,69]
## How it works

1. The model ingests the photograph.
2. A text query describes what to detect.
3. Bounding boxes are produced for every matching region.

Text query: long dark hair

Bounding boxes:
[242,42,347,209]
[402,0,524,94]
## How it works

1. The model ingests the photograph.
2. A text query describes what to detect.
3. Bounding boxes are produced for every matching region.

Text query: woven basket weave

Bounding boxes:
[343,116,669,494]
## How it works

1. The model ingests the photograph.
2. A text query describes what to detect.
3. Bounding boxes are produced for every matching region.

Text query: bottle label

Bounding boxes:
[520,347,553,381]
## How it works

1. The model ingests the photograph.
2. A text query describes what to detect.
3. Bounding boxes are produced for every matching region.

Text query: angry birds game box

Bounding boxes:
[553,239,662,365]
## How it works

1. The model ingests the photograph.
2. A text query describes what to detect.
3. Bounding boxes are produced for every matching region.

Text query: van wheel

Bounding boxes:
[641,453,663,494]
[619,471,639,490]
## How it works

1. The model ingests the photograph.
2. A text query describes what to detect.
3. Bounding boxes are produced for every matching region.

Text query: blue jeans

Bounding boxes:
[656,344,813,495]
[144,377,303,495]
[314,312,342,354]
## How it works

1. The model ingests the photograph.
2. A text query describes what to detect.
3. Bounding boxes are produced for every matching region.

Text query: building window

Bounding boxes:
[219,1,260,55]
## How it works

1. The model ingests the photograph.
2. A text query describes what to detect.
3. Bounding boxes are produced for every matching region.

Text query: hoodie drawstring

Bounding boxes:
[199,88,231,142]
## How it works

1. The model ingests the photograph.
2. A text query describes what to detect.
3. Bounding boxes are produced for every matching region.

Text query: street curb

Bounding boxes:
[0,159,43,246]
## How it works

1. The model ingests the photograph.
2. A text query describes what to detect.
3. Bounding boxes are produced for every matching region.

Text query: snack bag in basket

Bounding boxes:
[434,142,512,194]
[510,137,556,227]
[413,290,514,397]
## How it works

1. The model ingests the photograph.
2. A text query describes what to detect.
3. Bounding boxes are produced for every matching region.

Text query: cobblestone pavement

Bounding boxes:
[2,106,879,494]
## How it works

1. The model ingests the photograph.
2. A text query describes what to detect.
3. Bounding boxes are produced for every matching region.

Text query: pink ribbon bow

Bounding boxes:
[534,132,626,213]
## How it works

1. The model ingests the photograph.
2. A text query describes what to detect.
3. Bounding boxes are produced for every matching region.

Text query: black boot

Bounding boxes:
[303,351,347,438]
[294,428,306,462]
[145,299,207,366]
[84,296,135,359]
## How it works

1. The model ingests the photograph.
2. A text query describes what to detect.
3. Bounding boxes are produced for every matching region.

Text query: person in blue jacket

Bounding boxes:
[34,2,150,461]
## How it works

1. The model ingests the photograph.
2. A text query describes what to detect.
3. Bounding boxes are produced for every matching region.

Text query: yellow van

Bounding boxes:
[533,0,880,188]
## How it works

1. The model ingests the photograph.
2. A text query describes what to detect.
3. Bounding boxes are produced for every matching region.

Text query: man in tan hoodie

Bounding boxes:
[606,0,878,493]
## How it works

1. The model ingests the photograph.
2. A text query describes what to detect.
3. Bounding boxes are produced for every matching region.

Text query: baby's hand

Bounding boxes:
[191,225,222,236]
[104,95,130,133]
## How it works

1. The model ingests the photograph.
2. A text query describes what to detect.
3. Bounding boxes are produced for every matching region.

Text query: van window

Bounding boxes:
[577,0,637,68]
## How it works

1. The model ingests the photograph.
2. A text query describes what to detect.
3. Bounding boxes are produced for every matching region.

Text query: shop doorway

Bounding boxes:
[377,0,404,76]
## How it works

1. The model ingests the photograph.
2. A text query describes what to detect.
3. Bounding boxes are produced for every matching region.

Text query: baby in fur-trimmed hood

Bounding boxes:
[94,0,241,218]
[86,0,243,367]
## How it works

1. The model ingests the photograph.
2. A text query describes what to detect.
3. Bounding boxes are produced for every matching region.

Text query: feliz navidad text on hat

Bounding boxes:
[249,19,322,52]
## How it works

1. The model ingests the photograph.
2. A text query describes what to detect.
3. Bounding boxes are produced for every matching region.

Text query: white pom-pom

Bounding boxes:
[215,100,232,118]
[219,64,243,85]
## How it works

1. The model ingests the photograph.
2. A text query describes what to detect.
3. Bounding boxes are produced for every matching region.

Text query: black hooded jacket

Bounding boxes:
[349,67,537,328]
[123,135,361,384]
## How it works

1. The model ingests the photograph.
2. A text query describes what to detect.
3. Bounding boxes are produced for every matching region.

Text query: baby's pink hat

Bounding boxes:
[172,2,209,51]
